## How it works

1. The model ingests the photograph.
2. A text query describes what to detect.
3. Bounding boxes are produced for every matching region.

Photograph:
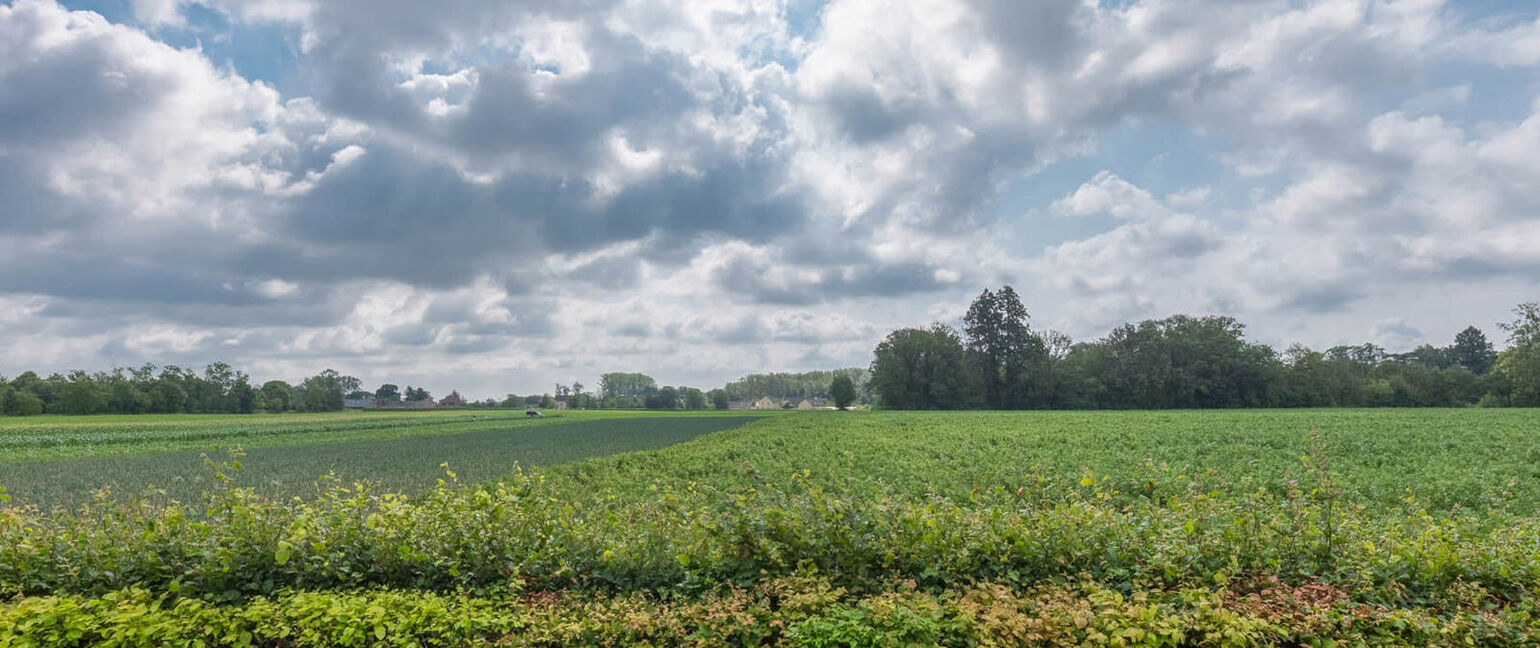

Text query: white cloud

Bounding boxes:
[2,0,1539,397]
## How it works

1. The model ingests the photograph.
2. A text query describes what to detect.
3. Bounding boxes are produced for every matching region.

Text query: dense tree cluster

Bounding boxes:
[0,365,355,416]
[721,369,873,405]
[871,288,1538,410]
[583,372,715,410]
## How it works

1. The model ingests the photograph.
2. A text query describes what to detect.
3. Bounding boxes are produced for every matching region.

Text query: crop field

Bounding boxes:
[0,415,761,509]
[0,408,768,461]
[4,408,1540,646]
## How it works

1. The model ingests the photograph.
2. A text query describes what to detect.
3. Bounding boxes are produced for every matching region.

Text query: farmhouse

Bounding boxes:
[750,396,780,410]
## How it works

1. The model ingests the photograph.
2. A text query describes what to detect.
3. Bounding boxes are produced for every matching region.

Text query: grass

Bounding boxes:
[5,408,1540,646]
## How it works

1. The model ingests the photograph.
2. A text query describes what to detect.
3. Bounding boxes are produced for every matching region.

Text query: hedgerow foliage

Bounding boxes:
[5,576,1539,647]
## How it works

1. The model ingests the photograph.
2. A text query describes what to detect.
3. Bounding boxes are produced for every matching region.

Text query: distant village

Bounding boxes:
[342,390,467,410]
[730,397,828,410]
[343,392,830,411]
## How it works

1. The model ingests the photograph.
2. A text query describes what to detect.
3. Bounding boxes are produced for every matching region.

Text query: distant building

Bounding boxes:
[438,391,465,408]
[384,399,435,409]
[346,397,437,410]
[750,396,779,410]
[796,399,814,410]
[727,400,751,410]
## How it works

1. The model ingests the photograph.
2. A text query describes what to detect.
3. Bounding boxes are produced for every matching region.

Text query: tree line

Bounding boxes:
[459,373,723,412]
[0,365,360,416]
[11,291,1533,416]
[490,370,875,412]
[0,363,860,416]
[720,369,873,405]
[869,287,1540,410]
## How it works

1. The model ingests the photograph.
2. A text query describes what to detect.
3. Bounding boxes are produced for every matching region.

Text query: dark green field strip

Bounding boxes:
[0,413,514,452]
[0,416,757,510]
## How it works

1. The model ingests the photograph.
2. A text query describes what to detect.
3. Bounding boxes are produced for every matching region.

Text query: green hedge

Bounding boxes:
[4,577,1538,647]
[5,465,1540,605]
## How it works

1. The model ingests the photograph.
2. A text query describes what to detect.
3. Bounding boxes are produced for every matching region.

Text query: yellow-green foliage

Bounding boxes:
[4,577,1538,647]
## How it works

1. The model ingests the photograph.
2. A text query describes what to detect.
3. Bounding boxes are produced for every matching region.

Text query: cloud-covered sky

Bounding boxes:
[3,0,1539,398]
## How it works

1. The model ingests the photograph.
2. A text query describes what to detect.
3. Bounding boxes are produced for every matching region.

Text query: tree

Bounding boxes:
[538,394,556,409]
[651,386,680,410]
[2,388,43,416]
[439,391,465,407]
[404,386,432,402]
[151,380,188,413]
[300,370,345,412]
[500,394,522,408]
[230,377,258,414]
[1499,302,1540,348]
[1451,326,1496,375]
[963,286,1047,408]
[261,381,294,411]
[1401,344,1452,369]
[202,362,236,412]
[58,370,106,415]
[600,372,658,408]
[869,325,974,409]
[1495,302,1540,406]
[1495,346,1540,407]
[829,374,856,410]
[719,369,869,403]
[1088,316,1279,409]
[7,372,44,401]
[106,380,151,414]
[708,388,730,410]
[682,387,707,410]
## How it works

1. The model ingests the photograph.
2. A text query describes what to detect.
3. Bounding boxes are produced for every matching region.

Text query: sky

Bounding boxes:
[3,0,1539,399]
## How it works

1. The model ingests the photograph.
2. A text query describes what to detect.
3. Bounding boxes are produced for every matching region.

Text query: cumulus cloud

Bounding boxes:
[3,0,1539,396]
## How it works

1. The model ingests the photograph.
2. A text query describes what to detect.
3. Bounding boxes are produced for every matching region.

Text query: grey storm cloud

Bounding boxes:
[277,138,807,287]
[610,322,651,338]
[1278,283,1368,315]
[713,255,955,306]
